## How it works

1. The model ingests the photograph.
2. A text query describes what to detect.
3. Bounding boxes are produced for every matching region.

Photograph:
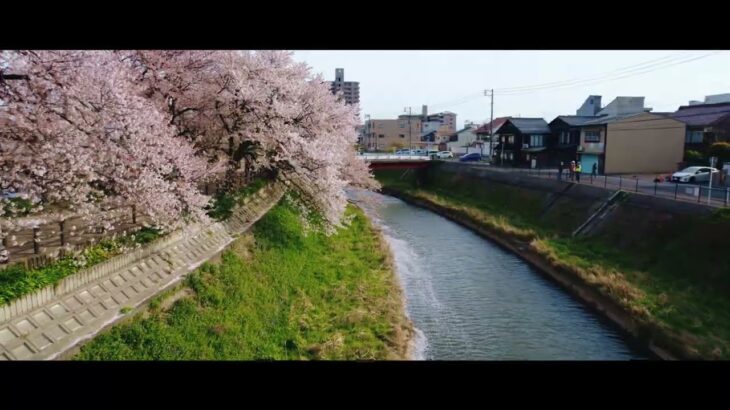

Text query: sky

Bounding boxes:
[292,50,730,130]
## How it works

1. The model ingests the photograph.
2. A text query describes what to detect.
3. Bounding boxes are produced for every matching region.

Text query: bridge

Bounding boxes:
[358,154,432,170]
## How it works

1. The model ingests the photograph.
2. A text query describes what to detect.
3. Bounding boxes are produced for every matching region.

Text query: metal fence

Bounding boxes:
[516,167,730,208]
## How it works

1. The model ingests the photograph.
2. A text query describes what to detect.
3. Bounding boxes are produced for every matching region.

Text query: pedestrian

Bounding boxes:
[558,161,564,180]
[576,162,582,182]
[569,161,576,181]
[592,162,598,178]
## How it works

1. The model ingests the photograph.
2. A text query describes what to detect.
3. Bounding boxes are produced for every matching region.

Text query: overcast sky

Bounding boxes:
[292,50,730,129]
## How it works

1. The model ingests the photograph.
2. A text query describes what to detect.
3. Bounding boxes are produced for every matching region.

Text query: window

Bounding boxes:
[399,134,405,139]
[530,135,544,147]
[400,123,405,129]
[686,130,703,143]
[584,130,601,142]
[560,132,570,145]
[378,134,385,139]
[507,135,515,144]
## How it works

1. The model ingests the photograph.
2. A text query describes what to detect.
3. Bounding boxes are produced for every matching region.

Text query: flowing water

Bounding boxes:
[351,190,648,360]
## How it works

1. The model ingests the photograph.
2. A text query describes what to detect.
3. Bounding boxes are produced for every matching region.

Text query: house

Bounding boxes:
[446,124,482,154]
[474,117,510,158]
[548,96,603,164]
[549,116,597,164]
[419,130,440,151]
[670,102,730,159]
[572,96,652,174]
[492,118,552,167]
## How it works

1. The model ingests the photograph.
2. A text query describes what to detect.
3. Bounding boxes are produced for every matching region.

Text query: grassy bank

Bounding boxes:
[0,227,161,305]
[0,180,272,306]
[74,200,412,360]
[376,167,730,359]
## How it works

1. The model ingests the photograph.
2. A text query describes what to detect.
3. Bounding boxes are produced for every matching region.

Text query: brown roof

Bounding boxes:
[475,117,510,134]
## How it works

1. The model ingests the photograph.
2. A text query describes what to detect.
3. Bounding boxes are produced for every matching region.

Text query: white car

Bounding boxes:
[436,151,454,159]
[670,166,719,183]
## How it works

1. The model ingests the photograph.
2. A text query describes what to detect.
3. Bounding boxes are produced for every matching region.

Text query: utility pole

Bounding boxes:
[709,156,717,205]
[404,107,412,152]
[484,89,494,161]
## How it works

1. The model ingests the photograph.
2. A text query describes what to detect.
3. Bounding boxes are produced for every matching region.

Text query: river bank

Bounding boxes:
[74,199,413,360]
[376,166,730,360]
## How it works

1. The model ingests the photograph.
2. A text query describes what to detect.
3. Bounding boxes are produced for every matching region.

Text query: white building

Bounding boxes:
[446,124,484,154]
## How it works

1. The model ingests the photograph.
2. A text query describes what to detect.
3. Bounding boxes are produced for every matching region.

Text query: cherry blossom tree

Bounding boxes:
[126,50,378,230]
[0,50,217,236]
[0,48,376,256]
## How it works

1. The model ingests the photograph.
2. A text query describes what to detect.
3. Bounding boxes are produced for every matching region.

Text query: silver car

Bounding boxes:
[670,166,719,183]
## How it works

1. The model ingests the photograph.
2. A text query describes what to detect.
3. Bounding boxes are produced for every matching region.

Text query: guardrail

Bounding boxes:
[504,166,730,208]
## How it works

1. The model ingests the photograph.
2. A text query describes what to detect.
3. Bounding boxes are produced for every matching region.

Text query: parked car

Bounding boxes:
[459,152,482,162]
[670,166,719,183]
[436,151,454,159]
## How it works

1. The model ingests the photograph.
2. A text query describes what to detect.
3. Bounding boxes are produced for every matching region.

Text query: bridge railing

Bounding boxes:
[359,154,430,161]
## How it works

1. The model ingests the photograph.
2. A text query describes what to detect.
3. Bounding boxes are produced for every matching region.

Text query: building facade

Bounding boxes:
[604,112,685,174]
[327,68,360,105]
[364,118,422,151]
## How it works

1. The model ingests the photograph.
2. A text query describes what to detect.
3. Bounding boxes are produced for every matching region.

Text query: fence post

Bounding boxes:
[675,183,679,199]
[33,227,39,254]
[635,178,639,193]
[59,220,65,247]
[654,181,658,196]
[132,205,136,225]
[726,187,729,207]
[698,186,702,203]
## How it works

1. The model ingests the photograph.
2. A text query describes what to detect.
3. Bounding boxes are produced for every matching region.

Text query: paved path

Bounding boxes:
[0,181,286,360]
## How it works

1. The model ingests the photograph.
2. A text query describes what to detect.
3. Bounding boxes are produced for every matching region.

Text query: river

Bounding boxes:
[350,190,648,360]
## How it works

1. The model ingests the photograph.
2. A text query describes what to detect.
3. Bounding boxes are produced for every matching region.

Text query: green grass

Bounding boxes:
[375,168,730,359]
[74,200,411,360]
[0,228,161,306]
[207,178,268,220]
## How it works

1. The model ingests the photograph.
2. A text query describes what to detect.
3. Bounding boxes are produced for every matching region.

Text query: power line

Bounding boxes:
[496,52,722,96]
[494,52,695,93]
[424,52,723,114]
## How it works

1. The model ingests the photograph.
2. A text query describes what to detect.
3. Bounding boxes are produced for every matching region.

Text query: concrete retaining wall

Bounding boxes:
[0,181,286,325]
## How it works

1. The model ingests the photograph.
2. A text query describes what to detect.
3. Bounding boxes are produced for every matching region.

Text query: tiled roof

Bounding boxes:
[475,117,510,134]
[553,115,600,126]
[505,118,551,134]
[671,103,730,126]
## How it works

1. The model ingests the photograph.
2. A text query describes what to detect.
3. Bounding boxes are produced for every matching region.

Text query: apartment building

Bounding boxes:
[327,68,360,105]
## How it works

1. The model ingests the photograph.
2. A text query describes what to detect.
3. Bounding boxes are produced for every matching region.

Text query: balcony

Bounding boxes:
[578,142,604,154]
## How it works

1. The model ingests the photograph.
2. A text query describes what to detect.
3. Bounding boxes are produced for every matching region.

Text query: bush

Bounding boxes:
[708,142,730,161]
[685,150,703,161]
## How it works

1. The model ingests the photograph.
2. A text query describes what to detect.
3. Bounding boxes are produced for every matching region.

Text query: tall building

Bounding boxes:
[328,68,360,105]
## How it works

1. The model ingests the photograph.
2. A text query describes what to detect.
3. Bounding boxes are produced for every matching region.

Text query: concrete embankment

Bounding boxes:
[376,162,730,360]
